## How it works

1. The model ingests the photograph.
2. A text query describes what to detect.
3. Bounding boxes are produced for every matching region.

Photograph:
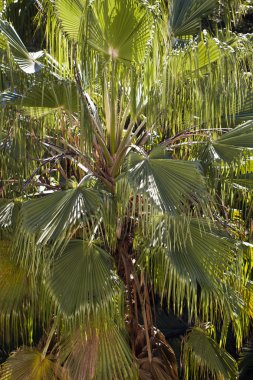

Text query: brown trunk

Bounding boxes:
[115,233,179,380]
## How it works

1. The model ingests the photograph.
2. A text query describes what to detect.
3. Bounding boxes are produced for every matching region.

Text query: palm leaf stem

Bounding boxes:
[94,129,114,167]
[34,0,43,12]
[111,145,131,177]
[131,117,147,139]
[21,153,64,192]
[40,139,93,170]
[41,323,56,359]
[111,128,148,178]
[73,45,113,167]
[40,141,92,174]
[161,129,210,147]
[110,60,117,155]
[115,100,146,158]
[111,114,146,177]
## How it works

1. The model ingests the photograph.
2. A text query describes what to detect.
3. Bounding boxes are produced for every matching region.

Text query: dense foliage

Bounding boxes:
[0,0,253,379]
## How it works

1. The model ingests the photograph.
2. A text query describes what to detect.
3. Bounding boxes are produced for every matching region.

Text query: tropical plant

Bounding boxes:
[0,0,253,379]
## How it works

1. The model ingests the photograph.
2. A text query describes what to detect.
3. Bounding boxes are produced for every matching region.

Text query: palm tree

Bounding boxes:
[0,0,253,379]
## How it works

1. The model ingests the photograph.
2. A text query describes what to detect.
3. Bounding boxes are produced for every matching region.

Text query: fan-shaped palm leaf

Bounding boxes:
[0,20,43,73]
[55,0,84,41]
[17,81,80,117]
[169,0,217,37]
[0,91,22,105]
[202,121,253,163]
[140,218,244,321]
[55,0,153,64]
[61,324,137,380]
[16,186,103,269]
[0,240,28,314]
[20,187,101,244]
[216,121,253,148]
[1,348,62,380]
[166,220,236,291]
[236,89,253,120]
[183,327,238,380]
[0,240,32,344]
[184,37,221,72]
[87,0,152,63]
[122,150,209,214]
[47,240,121,317]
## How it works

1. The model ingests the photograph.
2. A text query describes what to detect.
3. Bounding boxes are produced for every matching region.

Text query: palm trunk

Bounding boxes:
[116,227,179,380]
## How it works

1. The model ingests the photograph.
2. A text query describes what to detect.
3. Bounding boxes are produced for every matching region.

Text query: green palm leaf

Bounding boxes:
[0,200,14,229]
[16,186,103,269]
[0,91,22,105]
[236,89,253,120]
[17,81,80,117]
[167,220,234,289]
[1,348,62,380]
[184,36,222,72]
[55,0,84,41]
[0,240,32,344]
[56,0,153,64]
[87,0,152,63]
[0,200,21,236]
[141,218,243,321]
[183,327,238,380]
[217,121,253,148]
[122,151,209,214]
[47,240,121,317]
[233,174,253,191]
[20,187,101,244]
[169,0,217,37]
[0,240,28,314]
[0,19,43,73]
[202,121,253,163]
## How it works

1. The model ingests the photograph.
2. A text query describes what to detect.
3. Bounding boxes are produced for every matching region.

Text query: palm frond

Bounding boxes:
[236,89,253,120]
[1,348,62,380]
[47,240,122,318]
[0,200,14,229]
[233,174,253,191]
[169,0,217,37]
[17,81,80,117]
[121,150,209,215]
[86,0,153,64]
[183,327,238,380]
[202,121,253,163]
[53,0,153,64]
[55,0,84,41]
[0,19,43,73]
[0,200,21,237]
[184,36,221,72]
[15,186,103,270]
[239,342,253,380]
[0,91,22,105]
[139,217,245,327]
[0,240,28,314]
[0,240,33,344]
[217,121,253,148]
[61,323,137,380]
